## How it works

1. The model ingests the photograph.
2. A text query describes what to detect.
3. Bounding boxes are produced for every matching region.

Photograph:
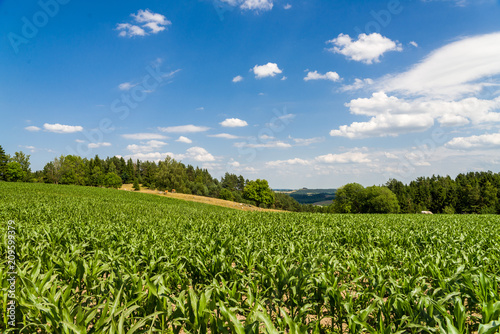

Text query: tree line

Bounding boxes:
[0,145,323,212]
[1,145,499,214]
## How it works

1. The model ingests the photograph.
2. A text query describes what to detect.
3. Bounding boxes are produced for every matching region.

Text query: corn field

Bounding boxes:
[1,182,499,333]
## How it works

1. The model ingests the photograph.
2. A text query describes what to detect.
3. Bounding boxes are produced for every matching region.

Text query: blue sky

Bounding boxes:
[1,0,500,188]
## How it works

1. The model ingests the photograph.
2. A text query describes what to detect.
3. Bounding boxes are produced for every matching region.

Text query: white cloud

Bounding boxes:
[380,32,500,98]
[445,133,500,149]
[116,23,146,37]
[124,152,183,162]
[228,160,240,167]
[240,0,273,11]
[176,136,192,144]
[259,134,274,140]
[186,147,215,162]
[220,0,274,11]
[118,82,136,91]
[43,123,83,134]
[75,139,85,143]
[315,152,371,164]
[121,133,168,140]
[304,71,341,82]
[284,3,292,9]
[291,137,325,146]
[158,125,210,133]
[19,145,37,153]
[127,140,168,153]
[208,133,240,139]
[88,142,112,149]
[233,75,243,83]
[234,140,291,148]
[25,126,41,132]
[327,33,403,64]
[220,118,248,127]
[117,9,171,37]
[252,62,282,79]
[410,41,418,48]
[340,78,374,92]
[266,158,310,167]
[281,76,287,81]
[330,92,500,138]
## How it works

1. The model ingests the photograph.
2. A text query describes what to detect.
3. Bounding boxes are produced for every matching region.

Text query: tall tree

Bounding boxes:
[243,179,275,207]
[0,145,7,180]
[10,151,31,181]
[332,183,364,213]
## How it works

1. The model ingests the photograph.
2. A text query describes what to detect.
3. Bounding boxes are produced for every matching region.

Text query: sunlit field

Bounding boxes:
[1,182,499,333]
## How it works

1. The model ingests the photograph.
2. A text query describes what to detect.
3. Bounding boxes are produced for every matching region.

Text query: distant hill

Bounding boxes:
[285,188,337,206]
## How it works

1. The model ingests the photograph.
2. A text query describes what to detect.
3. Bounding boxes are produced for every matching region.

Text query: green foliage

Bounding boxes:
[5,161,26,182]
[0,145,8,180]
[362,186,400,213]
[243,179,275,207]
[104,172,122,189]
[332,183,364,213]
[218,188,234,201]
[1,182,500,333]
[132,178,140,191]
[274,192,301,211]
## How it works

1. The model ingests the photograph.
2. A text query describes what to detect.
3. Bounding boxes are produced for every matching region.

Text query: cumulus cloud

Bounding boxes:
[327,33,403,64]
[185,147,215,162]
[304,71,341,82]
[121,133,168,140]
[124,152,183,162]
[380,32,500,98]
[25,126,41,132]
[220,118,248,127]
[176,136,192,144]
[208,133,240,139]
[159,125,210,133]
[88,142,112,149]
[315,152,371,164]
[219,0,274,11]
[284,3,292,9]
[232,75,243,83]
[240,0,273,11]
[330,92,500,139]
[116,9,171,37]
[127,140,168,153]
[409,41,418,48]
[252,63,282,79]
[43,123,83,134]
[446,133,500,149]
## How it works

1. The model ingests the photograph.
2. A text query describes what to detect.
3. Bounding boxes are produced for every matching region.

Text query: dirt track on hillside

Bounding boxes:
[120,184,284,212]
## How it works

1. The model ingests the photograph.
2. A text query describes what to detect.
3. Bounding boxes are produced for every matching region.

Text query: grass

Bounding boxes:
[0,182,499,333]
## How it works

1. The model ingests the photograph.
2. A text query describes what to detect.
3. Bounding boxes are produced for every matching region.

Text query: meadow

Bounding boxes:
[0,182,499,333]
